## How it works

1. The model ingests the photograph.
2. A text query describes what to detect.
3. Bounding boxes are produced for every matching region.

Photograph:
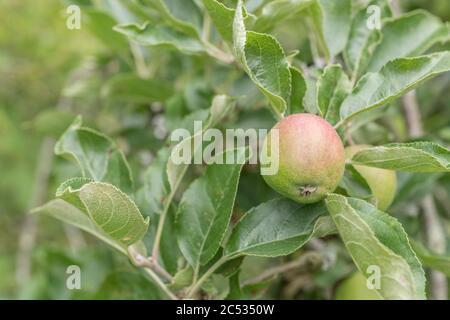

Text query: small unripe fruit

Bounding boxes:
[345,145,397,211]
[261,113,345,204]
[335,272,382,300]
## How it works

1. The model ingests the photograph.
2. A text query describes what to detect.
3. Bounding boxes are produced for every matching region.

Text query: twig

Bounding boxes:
[133,254,173,283]
[422,195,448,300]
[402,89,448,300]
[242,252,322,286]
[187,256,228,299]
[402,91,423,138]
[15,137,55,286]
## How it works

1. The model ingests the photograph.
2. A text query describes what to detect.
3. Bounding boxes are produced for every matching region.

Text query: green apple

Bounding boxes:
[335,272,382,300]
[261,113,345,204]
[345,144,397,211]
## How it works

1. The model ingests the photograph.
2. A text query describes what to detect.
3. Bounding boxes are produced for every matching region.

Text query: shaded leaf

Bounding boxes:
[233,0,291,117]
[288,66,307,114]
[316,64,351,125]
[352,142,450,172]
[54,116,134,193]
[167,95,235,191]
[339,52,450,124]
[102,73,173,103]
[56,181,149,246]
[325,194,426,300]
[176,148,249,269]
[367,10,450,72]
[225,198,328,258]
[114,22,205,54]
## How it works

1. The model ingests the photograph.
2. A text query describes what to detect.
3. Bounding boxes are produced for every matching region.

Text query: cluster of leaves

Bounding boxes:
[29,0,450,299]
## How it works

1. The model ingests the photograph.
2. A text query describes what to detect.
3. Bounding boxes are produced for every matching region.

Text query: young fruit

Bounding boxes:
[345,145,397,211]
[261,113,345,204]
[335,272,381,300]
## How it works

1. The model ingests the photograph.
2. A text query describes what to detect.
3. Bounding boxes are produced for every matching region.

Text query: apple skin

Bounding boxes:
[335,272,382,300]
[261,113,345,204]
[345,144,397,211]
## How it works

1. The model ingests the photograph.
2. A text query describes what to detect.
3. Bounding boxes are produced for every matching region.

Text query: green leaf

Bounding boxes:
[325,194,426,300]
[253,0,314,33]
[56,181,149,247]
[166,95,235,191]
[147,0,202,38]
[142,148,171,216]
[203,0,235,44]
[316,64,351,125]
[102,73,174,103]
[411,241,450,277]
[94,271,164,299]
[344,0,392,80]
[54,116,133,194]
[176,148,249,269]
[288,66,307,114]
[83,8,129,52]
[367,10,450,72]
[32,199,127,255]
[32,110,75,138]
[351,142,450,172]
[114,22,205,54]
[308,0,352,59]
[339,51,450,124]
[233,0,291,118]
[224,198,328,258]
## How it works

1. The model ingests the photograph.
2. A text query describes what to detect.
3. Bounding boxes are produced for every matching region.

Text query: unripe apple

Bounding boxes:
[261,113,345,204]
[335,272,382,300]
[345,144,397,211]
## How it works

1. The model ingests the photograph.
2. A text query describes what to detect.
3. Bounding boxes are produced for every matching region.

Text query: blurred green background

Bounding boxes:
[0,0,449,299]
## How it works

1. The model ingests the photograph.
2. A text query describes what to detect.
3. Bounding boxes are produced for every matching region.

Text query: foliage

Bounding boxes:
[1,0,450,300]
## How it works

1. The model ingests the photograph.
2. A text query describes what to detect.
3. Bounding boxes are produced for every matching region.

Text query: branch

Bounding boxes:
[242,251,322,286]
[402,89,448,300]
[16,137,55,286]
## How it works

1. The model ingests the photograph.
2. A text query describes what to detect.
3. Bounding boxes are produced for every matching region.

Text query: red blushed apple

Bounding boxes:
[261,113,345,204]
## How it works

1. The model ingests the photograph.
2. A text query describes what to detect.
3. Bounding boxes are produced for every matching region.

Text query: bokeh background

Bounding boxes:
[1,0,449,299]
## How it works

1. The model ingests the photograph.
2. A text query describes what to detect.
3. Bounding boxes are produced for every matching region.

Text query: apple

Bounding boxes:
[261,113,345,204]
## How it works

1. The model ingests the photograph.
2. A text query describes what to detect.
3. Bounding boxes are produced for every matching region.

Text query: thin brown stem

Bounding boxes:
[402,89,448,300]
[16,137,55,286]
[242,252,322,286]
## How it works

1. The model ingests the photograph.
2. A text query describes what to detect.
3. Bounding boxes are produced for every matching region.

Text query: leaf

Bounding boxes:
[142,148,171,216]
[114,22,206,55]
[339,165,372,199]
[54,116,133,194]
[233,0,291,117]
[288,66,307,114]
[411,240,450,277]
[83,8,129,52]
[351,142,450,172]
[176,148,249,269]
[147,0,203,38]
[308,0,352,59]
[32,199,127,255]
[56,181,150,247]
[102,73,174,103]
[166,95,235,191]
[367,10,450,72]
[252,0,314,33]
[344,0,392,79]
[94,271,163,299]
[325,194,426,300]
[203,0,235,44]
[224,198,328,258]
[339,51,450,124]
[316,64,351,125]
[32,110,75,138]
